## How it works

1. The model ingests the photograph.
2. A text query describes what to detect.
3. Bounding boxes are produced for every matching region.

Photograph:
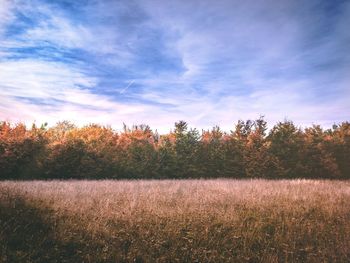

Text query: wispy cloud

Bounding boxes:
[0,0,349,132]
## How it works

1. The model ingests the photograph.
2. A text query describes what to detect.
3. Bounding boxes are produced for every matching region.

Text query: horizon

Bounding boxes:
[1,117,348,135]
[1,0,349,133]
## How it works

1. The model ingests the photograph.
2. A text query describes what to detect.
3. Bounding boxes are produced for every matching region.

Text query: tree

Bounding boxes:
[328,122,350,178]
[302,125,340,178]
[0,122,47,179]
[172,121,201,178]
[243,117,282,178]
[267,121,304,178]
[45,138,88,179]
[199,126,227,177]
[118,124,158,178]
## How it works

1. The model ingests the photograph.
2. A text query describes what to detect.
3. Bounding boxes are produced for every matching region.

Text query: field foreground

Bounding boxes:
[0,179,350,262]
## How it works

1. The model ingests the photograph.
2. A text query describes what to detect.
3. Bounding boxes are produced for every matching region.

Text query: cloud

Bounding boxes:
[0,0,349,132]
[0,58,171,130]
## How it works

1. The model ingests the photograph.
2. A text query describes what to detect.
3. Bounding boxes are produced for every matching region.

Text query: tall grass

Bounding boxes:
[1,179,350,262]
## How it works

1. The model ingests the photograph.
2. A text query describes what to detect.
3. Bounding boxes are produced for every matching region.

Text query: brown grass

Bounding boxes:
[1,179,350,262]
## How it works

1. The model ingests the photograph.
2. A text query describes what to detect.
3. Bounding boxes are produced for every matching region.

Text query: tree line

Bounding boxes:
[1,118,349,180]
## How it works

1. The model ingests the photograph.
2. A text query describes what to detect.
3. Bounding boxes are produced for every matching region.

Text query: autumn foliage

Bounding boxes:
[1,118,349,179]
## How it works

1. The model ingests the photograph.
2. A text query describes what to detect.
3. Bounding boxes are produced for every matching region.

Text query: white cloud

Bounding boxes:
[0,59,182,132]
[0,0,349,132]
[0,0,135,65]
[0,0,15,36]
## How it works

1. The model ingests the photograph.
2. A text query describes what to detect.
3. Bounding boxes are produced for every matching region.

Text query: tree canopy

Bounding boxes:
[1,119,349,180]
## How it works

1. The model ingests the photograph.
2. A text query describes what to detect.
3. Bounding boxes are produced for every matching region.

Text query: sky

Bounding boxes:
[0,0,349,132]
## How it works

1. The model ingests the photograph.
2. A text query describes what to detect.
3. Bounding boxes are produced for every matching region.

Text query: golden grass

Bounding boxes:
[1,179,350,262]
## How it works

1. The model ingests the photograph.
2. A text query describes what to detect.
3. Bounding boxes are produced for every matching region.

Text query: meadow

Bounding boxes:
[1,179,350,262]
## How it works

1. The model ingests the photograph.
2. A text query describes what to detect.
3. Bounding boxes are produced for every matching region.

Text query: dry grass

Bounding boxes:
[1,179,350,262]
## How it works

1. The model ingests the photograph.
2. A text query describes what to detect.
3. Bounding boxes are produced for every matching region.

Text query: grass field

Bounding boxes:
[1,179,350,262]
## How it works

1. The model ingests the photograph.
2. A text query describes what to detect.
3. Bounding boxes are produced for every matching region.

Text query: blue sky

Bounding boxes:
[0,0,349,132]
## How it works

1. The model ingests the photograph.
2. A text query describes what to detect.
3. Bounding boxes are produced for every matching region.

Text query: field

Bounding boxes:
[1,179,350,263]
